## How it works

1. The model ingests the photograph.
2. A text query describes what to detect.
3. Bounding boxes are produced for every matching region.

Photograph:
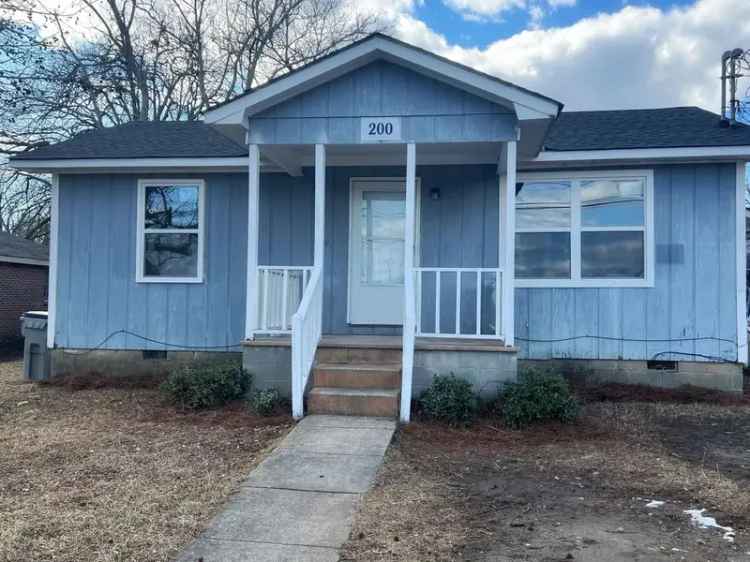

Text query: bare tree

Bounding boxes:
[0,0,381,242]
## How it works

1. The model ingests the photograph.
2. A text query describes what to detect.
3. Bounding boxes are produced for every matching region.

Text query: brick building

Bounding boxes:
[0,232,48,345]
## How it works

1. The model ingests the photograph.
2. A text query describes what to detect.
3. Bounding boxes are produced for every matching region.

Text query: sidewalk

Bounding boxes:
[177,415,396,562]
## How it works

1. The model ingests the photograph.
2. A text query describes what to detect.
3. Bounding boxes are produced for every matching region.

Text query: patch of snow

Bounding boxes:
[683,509,736,543]
[645,500,665,508]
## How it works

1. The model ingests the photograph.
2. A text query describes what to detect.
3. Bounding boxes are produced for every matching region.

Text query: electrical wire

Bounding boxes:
[61,329,244,355]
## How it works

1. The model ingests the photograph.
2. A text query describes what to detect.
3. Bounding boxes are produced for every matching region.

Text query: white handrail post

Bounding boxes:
[245,145,261,340]
[401,142,417,423]
[502,140,517,346]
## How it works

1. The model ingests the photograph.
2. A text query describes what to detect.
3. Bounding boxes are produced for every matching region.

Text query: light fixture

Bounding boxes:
[430,187,441,200]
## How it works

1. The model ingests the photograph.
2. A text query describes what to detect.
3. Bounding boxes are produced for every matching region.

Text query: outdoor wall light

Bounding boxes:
[430,187,441,200]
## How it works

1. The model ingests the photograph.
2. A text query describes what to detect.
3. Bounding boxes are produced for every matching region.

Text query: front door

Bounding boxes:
[349,180,407,325]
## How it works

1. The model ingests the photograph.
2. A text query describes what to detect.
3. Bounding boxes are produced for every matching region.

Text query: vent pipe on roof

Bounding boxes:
[720,48,745,127]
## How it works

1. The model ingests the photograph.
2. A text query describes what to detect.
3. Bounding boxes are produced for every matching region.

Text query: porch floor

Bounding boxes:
[244,334,516,353]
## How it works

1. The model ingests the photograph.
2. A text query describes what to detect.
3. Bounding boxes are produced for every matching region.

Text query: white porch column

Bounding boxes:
[314,144,326,267]
[47,174,59,349]
[502,141,517,347]
[245,145,260,340]
[401,142,417,423]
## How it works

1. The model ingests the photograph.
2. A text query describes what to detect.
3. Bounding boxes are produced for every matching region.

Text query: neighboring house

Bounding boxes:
[9,34,750,420]
[0,232,48,345]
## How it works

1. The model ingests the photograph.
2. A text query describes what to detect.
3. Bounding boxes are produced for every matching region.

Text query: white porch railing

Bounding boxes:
[256,266,313,334]
[414,267,503,339]
[291,267,323,418]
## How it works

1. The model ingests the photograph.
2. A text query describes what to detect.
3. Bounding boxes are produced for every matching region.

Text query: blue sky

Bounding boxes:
[374,0,750,112]
[414,0,699,48]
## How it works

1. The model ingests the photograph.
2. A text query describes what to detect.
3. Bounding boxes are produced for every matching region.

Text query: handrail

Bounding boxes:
[413,267,503,340]
[291,267,323,419]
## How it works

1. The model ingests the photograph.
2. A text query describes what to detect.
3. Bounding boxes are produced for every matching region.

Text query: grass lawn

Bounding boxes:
[343,382,750,561]
[0,358,292,562]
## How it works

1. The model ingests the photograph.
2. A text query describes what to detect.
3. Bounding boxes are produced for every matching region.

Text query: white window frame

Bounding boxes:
[136,178,206,283]
[515,169,655,288]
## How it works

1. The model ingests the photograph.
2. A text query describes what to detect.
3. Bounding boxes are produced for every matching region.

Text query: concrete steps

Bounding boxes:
[307,344,402,418]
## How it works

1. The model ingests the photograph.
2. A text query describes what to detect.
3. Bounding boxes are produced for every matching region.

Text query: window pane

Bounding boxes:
[145,185,199,229]
[515,232,571,279]
[517,208,570,229]
[361,239,404,285]
[361,191,405,239]
[581,179,644,227]
[516,181,571,229]
[581,231,644,278]
[144,233,198,277]
[516,181,571,205]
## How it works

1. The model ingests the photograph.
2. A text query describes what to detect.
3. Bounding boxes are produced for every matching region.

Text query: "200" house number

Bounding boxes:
[360,117,402,142]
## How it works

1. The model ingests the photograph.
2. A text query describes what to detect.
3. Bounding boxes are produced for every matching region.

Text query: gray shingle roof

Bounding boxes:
[0,232,48,264]
[545,107,750,151]
[11,121,248,160]
[9,107,750,162]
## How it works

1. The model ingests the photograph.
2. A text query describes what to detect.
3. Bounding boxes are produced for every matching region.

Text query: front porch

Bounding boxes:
[243,143,518,421]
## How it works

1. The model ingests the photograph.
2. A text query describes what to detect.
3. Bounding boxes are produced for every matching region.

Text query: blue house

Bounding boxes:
[10,34,750,421]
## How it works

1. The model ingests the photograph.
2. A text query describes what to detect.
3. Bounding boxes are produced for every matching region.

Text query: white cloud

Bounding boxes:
[443,0,523,20]
[382,0,750,112]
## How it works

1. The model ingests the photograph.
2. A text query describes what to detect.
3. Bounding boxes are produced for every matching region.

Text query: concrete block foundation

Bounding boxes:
[242,343,293,397]
[51,349,241,379]
[520,359,744,394]
[413,348,518,399]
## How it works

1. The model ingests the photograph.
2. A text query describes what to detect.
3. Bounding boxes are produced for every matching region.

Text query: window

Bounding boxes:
[136,179,205,283]
[514,171,653,288]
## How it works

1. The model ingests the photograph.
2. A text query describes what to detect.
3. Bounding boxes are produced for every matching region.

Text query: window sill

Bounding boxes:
[136,276,205,284]
[516,278,654,289]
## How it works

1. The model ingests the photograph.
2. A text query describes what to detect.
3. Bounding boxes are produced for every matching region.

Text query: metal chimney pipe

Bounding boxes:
[721,50,732,122]
[730,48,745,125]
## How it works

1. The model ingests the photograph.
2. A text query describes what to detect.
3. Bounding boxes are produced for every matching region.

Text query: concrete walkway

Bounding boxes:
[177,415,396,562]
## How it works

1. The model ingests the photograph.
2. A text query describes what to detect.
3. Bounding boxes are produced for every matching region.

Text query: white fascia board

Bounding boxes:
[531,146,750,163]
[8,157,253,173]
[0,255,48,267]
[203,36,560,125]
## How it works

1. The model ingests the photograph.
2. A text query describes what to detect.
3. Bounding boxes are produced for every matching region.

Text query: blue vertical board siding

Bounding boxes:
[56,173,249,350]
[516,163,740,362]
[57,163,739,361]
[247,60,517,144]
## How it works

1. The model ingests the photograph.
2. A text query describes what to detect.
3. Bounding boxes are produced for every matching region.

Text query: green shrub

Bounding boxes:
[418,374,479,425]
[500,368,580,429]
[249,388,286,416]
[160,361,252,410]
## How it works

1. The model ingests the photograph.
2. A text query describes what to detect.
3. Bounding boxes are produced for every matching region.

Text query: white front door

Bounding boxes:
[349,180,408,325]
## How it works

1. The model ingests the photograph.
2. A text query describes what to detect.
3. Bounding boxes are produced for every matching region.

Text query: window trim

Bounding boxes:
[514,169,655,288]
[136,178,206,284]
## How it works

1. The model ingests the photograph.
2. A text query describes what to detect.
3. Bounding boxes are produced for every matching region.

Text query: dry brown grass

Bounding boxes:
[0,360,292,562]
[344,396,750,561]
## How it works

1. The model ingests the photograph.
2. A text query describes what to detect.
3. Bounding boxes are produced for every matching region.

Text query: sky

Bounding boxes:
[357,0,750,112]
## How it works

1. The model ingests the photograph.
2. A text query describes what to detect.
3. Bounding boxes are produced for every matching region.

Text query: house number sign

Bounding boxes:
[360,117,402,142]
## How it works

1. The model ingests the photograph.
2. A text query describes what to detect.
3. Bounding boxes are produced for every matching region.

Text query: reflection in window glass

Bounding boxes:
[144,233,198,277]
[516,181,571,230]
[581,231,644,278]
[145,185,199,229]
[581,179,644,227]
[515,232,571,279]
[360,191,406,286]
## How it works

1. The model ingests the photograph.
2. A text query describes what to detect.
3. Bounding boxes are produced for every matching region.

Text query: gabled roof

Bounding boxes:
[545,107,750,151]
[11,121,248,161]
[203,33,563,125]
[0,232,48,266]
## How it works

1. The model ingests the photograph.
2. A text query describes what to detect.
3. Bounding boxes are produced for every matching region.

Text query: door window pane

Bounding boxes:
[144,233,198,277]
[145,185,199,229]
[361,191,405,239]
[361,239,404,285]
[515,232,571,279]
[581,231,644,278]
[581,179,644,227]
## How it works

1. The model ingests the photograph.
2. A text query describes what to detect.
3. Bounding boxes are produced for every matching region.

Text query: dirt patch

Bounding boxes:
[344,398,750,561]
[0,360,293,562]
